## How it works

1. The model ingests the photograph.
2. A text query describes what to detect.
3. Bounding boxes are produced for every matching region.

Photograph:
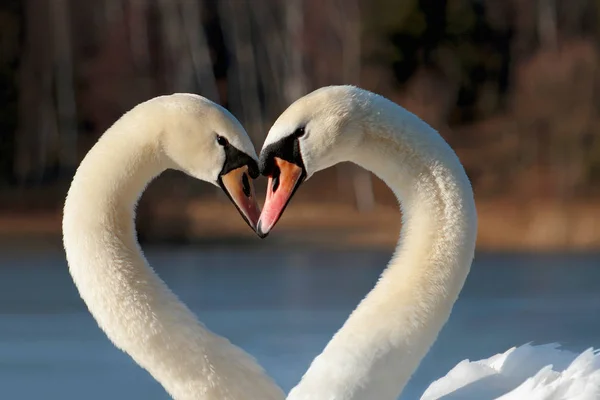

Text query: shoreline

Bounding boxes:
[1,198,599,252]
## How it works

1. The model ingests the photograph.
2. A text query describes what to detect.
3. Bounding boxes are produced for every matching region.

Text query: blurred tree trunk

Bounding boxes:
[218,0,264,143]
[129,0,150,71]
[205,0,266,202]
[346,0,374,212]
[251,1,307,126]
[181,0,219,102]
[157,0,184,91]
[0,0,22,185]
[52,0,78,174]
[15,0,77,183]
[284,0,306,104]
[538,0,557,50]
[16,0,57,184]
[157,0,219,100]
[251,1,286,122]
[333,0,375,211]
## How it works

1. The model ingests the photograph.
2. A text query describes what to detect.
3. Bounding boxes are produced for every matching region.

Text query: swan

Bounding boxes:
[257,85,600,399]
[62,94,285,400]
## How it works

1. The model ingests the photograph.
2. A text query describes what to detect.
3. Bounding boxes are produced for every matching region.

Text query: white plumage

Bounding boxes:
[62,94,284,400]
[423,344,600,399]
[261,85,600,400]
[61,87,599,399]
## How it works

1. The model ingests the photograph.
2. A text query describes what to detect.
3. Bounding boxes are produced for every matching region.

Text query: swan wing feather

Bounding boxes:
[421,344,600,400]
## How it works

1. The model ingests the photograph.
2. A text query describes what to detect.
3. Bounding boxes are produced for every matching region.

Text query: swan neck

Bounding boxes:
[63,128,283,400]
[289,106,477,400]
[75,134,164,219]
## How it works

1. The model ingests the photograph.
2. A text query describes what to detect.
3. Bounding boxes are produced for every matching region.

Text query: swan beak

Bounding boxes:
[219,166,262,233]
[257,157,304,237]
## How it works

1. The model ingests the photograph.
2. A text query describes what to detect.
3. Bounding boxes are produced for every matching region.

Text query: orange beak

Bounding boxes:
[219,166,262,234]
[257,157,304,237]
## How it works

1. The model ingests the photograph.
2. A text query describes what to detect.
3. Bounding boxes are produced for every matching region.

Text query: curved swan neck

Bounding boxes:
[288,98,478,400]
[63,120,283,400]
[68,129,164,220]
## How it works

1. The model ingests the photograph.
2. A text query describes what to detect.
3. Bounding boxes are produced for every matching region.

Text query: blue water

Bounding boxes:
[0,245,598,399]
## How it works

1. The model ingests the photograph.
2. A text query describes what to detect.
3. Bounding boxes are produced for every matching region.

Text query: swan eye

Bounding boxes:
[294,127,306,138]
[216,135,228,146]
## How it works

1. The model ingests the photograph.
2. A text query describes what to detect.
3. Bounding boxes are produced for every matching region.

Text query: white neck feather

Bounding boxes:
[288,101,478,400]
[62,120,284,400]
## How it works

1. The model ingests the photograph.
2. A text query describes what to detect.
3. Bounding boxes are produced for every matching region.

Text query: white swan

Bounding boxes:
[257,85,600,400]
[62,94,285,400]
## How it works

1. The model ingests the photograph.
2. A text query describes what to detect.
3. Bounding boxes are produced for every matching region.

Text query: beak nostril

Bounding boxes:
[242,173,251,197]
[271,166,282,193]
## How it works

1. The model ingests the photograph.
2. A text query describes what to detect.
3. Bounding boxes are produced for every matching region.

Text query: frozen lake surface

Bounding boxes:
[0,245,598,399]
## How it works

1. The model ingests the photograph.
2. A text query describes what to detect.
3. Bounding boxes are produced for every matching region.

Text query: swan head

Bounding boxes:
[257,86,366,236]
[153,93,262,232]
